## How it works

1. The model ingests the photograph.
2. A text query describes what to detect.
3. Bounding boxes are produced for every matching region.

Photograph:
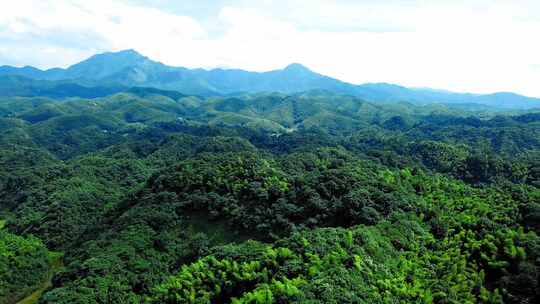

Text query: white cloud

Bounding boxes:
[0,0,205,66]
[0,0,539,97]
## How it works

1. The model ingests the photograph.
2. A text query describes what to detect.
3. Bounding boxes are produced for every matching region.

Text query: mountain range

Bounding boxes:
[1,49,539,109]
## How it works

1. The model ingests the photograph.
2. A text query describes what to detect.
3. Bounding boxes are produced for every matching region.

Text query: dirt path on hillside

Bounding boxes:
[15,255,63,304]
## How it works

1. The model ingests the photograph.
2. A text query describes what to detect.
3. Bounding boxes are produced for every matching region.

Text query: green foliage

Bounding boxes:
[0,226,50,303]
[150,173,539,303]
[0,91,538,303]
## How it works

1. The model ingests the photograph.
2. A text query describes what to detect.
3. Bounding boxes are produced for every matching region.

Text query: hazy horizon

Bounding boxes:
[1,0,539,97]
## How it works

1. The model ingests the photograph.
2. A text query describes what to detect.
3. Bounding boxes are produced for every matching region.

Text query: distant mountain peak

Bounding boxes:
[0,50,539,109]
[115,49,148,60]
[283,63,311,72]
[117,49,141,55]
[63,49,152,80]
[81,49,147,63]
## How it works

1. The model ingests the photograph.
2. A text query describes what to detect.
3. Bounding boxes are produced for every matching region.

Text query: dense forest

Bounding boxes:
[0,88,539,303]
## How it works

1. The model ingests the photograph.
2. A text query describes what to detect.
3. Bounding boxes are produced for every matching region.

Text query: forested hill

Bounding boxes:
[2,49,540,109]
[0,87,539,303]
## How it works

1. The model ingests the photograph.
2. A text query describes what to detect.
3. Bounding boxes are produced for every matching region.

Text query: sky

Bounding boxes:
[1,0,540,97]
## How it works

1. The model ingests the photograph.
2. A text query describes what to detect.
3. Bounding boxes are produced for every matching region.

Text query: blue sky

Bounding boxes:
[1,0,540,97]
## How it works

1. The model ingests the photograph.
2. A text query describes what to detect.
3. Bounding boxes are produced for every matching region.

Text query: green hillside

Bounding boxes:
[0,89,538,303]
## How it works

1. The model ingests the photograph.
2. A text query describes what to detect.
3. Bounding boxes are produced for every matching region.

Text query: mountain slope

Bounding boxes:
[1,50,540,108]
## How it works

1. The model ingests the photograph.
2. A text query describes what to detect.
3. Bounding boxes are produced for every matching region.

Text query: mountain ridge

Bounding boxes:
[1,49,539,109]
